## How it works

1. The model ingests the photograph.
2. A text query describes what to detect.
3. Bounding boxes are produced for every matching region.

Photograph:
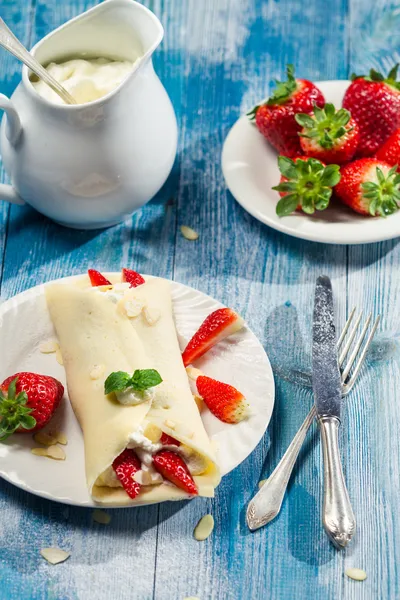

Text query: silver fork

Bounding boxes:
[246,309,380,531]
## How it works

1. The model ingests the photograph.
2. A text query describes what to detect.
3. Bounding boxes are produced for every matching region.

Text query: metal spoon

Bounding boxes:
[0,17,77,105]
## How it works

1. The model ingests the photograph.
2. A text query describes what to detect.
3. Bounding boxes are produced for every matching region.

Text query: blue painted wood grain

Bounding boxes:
[0,0,399,598]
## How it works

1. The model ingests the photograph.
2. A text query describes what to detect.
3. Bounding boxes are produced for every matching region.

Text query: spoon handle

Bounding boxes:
[0,18,77,105]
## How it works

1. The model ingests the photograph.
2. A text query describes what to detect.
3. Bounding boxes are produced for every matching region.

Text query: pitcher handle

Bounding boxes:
[0,93,24,205]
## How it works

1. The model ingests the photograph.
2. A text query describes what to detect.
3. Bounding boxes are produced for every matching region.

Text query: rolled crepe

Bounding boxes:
[45,276,220,505]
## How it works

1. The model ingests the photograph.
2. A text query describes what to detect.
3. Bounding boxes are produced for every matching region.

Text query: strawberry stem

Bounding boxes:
[273,156,341,217]
[295,103,352,149]
[361,165,400,216]
[351,64,400,91]
[0,377,36,440]
[247,64,297,120]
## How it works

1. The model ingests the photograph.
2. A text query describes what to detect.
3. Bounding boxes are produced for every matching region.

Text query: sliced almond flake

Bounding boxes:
[40,547,70,565]
[31,447,48,457]
[92,509,111,525]
[124,298,145,318]
[55,432,68,445]
[55,348,64,366]
[39,340,59,354]
[193,394,204,412]
[258,479,267,489]
[90,364,104,380]
[164,419,176,430]
[143,306,161,326]
[193,514,214,541]
[174,423,194,438]
[33,432,57,447]
[180,225,199,241]
[186,367,203,381]
[345,568,367,581]
[46,445,66,461]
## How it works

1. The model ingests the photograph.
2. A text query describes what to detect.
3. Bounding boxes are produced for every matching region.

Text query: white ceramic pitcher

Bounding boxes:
[0,0,177,229]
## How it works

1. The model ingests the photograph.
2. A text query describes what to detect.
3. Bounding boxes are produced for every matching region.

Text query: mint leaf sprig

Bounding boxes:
[104,369,162,396]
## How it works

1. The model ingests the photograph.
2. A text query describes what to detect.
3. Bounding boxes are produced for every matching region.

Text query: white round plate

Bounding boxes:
[222,80,400,245]
[0,274,274,507]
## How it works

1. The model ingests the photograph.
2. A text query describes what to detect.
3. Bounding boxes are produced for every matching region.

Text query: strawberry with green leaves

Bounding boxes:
[342,65,400,157]
[248,65,325,157]
[273,156,341,217]
[0,373,64,440]
[295,103,359,164]
[334,159,400,216]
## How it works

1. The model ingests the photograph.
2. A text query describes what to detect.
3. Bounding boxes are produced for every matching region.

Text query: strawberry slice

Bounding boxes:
[112,449,141,499]
[88,269,111,286]
[122,268,145,288]
[153,451,198,495]
[182,308,244,367]
[196,375,249,424]
[160,432,180,446]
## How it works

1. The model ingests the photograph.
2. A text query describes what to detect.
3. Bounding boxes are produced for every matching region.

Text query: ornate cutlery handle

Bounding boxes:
[246,405,316,530]
[319,416,356,548]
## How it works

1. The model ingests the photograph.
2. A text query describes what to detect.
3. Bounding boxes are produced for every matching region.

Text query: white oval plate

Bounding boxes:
[222,80,400,245]
[0,274,274,507]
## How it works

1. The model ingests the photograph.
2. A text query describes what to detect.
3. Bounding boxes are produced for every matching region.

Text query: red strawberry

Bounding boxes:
[0,373,64,439]
[376,129,400,171]
[342,66,400,157]
[121,268,145,288]
[295,103,359,165]
[153,450,198,495]
[88,269,111,286]
[273,156,341,216]
[112,448,141,499]
[160,432,180,446]
[182,308,244,367]
[248,64,325,157]
[334,158,400,216]
[196,375,249,424]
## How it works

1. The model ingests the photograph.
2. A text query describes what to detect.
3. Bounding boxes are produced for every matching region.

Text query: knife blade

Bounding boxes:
[312,275,342,418]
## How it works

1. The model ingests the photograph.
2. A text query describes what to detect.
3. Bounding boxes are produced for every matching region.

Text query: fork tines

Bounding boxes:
[337,308,380,395]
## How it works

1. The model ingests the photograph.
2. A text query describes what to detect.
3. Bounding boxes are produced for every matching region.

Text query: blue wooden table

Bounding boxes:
[0,1,399,599]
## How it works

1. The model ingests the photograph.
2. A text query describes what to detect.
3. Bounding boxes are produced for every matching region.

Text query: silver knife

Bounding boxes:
[313,275,356,549]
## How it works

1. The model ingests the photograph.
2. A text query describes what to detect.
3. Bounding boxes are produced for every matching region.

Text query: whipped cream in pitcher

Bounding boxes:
[31,57,137,105]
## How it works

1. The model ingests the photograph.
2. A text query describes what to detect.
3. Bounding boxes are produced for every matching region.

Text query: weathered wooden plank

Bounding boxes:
[153,0,350,599]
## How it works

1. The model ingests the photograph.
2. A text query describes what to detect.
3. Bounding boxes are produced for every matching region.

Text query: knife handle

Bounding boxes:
[318,415,356,549]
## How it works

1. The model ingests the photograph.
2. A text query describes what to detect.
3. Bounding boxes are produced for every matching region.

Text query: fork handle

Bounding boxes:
[319,415,356,548]
[246,405,316,530]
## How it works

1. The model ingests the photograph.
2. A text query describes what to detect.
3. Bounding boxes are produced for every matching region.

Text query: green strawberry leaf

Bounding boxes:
[19,415,36,430]
[276,194,299,217]
[7,378,17,401]
[267,64,297,106]
[320,164,341,187]
[277,156,298,179]
[104,371,132,395]
[130,369,163,392]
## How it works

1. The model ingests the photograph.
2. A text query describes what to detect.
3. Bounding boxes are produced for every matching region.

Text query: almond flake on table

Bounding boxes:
[180,225,199,240]
[31,447,49,457]
[258,479,267,489]
[46,445,66,460]
[39,340,59,354]
[33,431,58,446]
[193,514,214,541]
[40,547,70,565]
[55,431,68,445]
[92,509,112,525]
[345,568,367,581]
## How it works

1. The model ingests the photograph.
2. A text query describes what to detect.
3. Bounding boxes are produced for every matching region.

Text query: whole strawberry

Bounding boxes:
[0,372,64,440]
[295,103,359,164]
[376,128,400,171]
[272,155,341,216]
[335,159,400,216]
[248,65,325,157]
[342,65,400,157]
